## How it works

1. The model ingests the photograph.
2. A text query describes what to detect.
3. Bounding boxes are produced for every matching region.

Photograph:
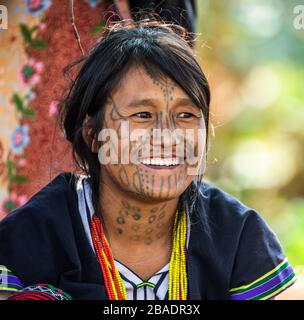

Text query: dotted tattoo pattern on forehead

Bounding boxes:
[145,69,176,103]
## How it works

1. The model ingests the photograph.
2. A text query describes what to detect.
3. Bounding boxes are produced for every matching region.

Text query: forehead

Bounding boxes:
[111,64,190,105]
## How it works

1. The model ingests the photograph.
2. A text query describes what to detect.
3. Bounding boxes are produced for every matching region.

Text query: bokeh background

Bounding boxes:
[196,0,304,268]
[0,0,303,270]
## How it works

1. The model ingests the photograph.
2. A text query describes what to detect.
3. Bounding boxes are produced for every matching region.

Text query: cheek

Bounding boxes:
[103,162,137,190]
[185,126,206,158]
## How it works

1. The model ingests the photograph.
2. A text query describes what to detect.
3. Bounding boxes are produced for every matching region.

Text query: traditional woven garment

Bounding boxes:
[7,284,71,300]
[0,172,298,300]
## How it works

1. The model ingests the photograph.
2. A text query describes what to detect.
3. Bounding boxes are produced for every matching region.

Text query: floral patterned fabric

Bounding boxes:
[0,0,114,220]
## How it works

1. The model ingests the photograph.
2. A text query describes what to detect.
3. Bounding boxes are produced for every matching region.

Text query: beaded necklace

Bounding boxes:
[90,210,188,300]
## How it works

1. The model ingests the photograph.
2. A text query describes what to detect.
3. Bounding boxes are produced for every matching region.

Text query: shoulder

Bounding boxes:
[190,180,279,261]
[187,181,293,300]
[199,181,251,215]
[187,180,269,262]
[194,180,261,231]
[0,171,81,252]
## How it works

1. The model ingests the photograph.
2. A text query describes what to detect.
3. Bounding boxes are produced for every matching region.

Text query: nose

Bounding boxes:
[155,112,175,131]
[153,112,176,146]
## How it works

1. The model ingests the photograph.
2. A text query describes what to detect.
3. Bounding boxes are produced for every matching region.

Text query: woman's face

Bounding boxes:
[98,64,206,201]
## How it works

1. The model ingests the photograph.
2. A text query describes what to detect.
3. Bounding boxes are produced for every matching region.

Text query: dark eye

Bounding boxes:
[133,112,152,118]
[177,112,195,119]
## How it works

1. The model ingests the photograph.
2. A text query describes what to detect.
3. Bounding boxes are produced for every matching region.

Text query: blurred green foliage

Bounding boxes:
[196,0,304,265]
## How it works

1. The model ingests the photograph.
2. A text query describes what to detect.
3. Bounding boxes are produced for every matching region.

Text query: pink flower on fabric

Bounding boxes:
[39,23,47,31]
[19,59,43,87]
[18,195,27,206]
[18,158,27,167]
[48,101,58,117]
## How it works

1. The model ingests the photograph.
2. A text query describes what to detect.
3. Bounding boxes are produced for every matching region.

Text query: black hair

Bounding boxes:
[59,19,210,226]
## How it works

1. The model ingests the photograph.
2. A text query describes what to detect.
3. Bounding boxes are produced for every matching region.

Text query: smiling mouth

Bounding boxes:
[138,157,183,170]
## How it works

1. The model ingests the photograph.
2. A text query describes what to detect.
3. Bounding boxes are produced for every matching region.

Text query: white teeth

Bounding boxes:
[140,158,179,166]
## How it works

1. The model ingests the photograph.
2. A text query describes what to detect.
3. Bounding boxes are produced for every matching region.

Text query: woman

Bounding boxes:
[0,20,300,300]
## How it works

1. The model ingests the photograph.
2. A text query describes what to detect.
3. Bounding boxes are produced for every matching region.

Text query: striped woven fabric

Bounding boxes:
[0,265,24,292]
[230,258,297,300]
[7,284,72,300]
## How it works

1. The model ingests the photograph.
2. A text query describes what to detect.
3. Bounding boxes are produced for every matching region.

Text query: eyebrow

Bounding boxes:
[126,97,198,109]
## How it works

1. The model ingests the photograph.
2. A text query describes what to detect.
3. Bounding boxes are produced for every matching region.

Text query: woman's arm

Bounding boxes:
[273,273,304,300]
[0,292,13,300]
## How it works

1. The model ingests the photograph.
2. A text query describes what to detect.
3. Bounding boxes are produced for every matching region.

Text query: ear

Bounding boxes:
[82,115,99,153]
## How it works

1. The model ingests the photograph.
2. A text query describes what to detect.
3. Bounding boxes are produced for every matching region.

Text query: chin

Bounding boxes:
[129,187,183,203]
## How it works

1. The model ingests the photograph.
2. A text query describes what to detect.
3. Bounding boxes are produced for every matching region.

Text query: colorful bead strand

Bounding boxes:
[91,210,188,300]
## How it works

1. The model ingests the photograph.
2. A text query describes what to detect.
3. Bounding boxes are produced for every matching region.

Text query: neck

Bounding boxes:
[98,175,180,256]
